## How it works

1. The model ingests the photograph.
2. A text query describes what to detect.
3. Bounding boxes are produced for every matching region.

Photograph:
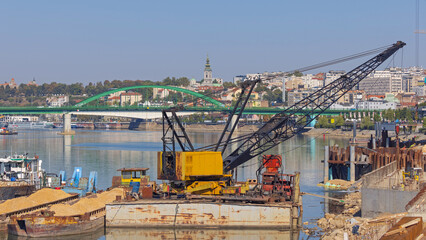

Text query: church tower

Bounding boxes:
[203,55,213,85]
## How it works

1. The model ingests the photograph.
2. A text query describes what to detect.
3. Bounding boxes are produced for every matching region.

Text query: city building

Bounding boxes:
[233,75,246,84]
[336,90,366,105]
[356,100,397,110]
[27,78,38,87]
[324,70,345,86]
[46,95,69,107]
[153,88,170,99]
[120,92,142,106]
[0,78,18,88]
[106,96,120,106]
[413,85,426,96]
[203,56,213,85]
[287,88,316,106]
[201,56,223,86]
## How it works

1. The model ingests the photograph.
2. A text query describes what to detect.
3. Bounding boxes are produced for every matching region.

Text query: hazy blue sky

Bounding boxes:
[1,1,424,85]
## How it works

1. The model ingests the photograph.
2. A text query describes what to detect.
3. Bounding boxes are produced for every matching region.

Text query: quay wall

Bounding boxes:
[361,161,419,218]
[362,188,418,218]
[362,161,398,189]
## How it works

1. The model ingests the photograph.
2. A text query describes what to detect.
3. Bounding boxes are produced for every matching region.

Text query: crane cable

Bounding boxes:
[236,47,402,170]
[288,45,391,73]
[190,44,398,152]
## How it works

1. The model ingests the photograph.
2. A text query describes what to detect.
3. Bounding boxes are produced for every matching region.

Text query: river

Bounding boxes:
[1,128,349,240]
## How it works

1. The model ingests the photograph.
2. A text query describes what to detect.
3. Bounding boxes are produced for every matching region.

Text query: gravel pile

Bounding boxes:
[0,188,71,214]
[48,188,124,216]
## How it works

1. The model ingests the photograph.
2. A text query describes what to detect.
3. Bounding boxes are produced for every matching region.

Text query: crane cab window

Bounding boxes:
[122,171,132,179]
[117,168,149,186]
[133,171,141,178]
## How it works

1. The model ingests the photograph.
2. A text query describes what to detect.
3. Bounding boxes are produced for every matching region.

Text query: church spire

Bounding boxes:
[204,54,211,71]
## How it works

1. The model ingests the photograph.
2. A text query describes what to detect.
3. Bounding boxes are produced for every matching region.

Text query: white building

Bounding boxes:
[324,70,346,86]
[47,95,69,107]
[233,75,246,84]
[356,100,397,110]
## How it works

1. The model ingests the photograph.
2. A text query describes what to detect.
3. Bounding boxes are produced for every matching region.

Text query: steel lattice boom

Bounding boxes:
[223,41,406,172]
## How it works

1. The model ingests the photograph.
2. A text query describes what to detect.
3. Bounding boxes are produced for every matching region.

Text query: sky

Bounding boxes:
[0,1,425,85]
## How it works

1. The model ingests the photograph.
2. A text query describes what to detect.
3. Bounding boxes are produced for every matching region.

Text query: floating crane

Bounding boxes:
[157,41,406,196]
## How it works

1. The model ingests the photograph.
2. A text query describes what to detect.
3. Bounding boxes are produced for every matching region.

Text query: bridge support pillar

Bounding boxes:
[228,115,238,131]
[59,113,75,135]
[324,146,329,183]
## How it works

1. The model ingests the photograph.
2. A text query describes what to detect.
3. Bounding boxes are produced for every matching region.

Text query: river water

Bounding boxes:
[1,128,349,240]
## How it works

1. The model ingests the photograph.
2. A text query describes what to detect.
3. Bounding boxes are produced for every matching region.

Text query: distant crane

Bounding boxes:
[415,0,425,67]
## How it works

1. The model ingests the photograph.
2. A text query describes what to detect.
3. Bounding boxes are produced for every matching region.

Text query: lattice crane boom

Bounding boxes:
[223,41,406,172]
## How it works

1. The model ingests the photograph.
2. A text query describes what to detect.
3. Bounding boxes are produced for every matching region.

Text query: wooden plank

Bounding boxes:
[399,218,420,229]
[383,227,406,236]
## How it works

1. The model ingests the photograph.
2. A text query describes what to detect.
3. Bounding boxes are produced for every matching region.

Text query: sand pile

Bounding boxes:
[49,188,124,216]
[0,188,71,214]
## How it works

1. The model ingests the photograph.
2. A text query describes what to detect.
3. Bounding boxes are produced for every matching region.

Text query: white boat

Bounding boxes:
[9,121,55,129]
[0,154,43,185]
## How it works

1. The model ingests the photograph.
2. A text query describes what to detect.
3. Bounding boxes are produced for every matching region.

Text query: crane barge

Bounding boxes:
[105,41,406,230]
[157,41,406,196]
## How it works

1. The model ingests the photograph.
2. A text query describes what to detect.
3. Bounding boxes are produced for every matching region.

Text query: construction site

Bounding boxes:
[2,41,426,240]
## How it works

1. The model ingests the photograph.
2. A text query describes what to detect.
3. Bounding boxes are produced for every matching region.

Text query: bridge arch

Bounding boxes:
[74,85,224,107]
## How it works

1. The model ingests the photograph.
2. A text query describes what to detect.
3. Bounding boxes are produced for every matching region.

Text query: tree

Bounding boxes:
[383,109,395,121]
[176,77,190,87]
[373,112,382,122]
[316,116,328,128]
[255,82,268,93]
[223,82,236,89]
[335,115,345,128]
[361,117,374,129]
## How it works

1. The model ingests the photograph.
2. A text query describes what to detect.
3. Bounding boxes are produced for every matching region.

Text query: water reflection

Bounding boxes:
[5,228,105,240]
[106,228,299,240]
[0,129,349,240]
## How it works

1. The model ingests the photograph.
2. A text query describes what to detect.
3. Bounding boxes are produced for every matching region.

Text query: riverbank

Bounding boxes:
[130,122,261,133]
[302,128,375,139]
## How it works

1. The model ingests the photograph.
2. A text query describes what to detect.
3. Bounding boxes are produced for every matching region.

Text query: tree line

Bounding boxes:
[0,78,193,106]
[315,108,417,130]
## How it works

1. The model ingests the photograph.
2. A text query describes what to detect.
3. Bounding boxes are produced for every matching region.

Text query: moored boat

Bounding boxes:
[7,188,124,237]
[0,123,17,135]
[0,154,43,185]
[0,129,17,135]
[8,211,105,238]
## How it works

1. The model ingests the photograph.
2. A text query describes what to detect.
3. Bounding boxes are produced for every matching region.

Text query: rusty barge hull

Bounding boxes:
[8,216,104,238]
[106,200,297,229]
[0,194,79,231]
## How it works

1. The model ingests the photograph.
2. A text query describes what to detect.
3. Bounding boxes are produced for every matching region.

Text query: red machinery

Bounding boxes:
[261,155,294,200]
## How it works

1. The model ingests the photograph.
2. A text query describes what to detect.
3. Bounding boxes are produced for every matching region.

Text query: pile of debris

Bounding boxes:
[317,212,406,239]
[342,191,361,215]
